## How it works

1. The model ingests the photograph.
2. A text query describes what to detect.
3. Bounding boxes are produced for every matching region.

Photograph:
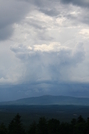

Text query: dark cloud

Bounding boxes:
[0,25,13,40]
[0,0,31,40]
[0,0,89,101]
[22,0,62,16]
[60,0,89,7]
[39,9,59,17]
[0,0,89,41]
[0,82,89,101]
[28,0,89,26]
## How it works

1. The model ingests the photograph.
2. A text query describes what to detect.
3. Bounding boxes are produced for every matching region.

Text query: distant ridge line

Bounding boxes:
[0,95,89,106]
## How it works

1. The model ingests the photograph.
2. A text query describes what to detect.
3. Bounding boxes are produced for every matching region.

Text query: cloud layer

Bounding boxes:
[0,0,89,100]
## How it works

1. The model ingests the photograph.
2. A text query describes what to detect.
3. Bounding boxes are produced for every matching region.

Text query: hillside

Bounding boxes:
[0,95,89,105]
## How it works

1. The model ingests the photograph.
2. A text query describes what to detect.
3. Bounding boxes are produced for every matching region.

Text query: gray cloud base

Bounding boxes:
[0,82,89,101]
[10,43,85,84]
[0,0,32,40]
[0,0,89,41]
[60,0,89,7]
[0,0,89,101]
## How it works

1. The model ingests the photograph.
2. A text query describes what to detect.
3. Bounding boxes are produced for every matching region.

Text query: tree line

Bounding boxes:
[0,113,89,134]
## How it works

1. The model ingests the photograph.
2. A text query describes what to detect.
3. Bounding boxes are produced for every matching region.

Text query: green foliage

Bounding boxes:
[28,121,37,134]
[0,123,7,134]
[77,115,85,123]
[37,117,48,134]
[8,113,25,134]
[1,113,89,134]
[48,118,60,134]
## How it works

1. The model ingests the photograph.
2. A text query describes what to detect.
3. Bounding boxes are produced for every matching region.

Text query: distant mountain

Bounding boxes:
[0,95,89,105]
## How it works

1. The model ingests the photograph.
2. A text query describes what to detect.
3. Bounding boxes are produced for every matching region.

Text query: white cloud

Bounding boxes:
[34,43,67,52]
[0,0,89,86]
[79,29,89,38]
[10,41,85,84]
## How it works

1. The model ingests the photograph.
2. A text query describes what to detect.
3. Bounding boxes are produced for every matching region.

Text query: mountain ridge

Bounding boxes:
[0,95,89,105]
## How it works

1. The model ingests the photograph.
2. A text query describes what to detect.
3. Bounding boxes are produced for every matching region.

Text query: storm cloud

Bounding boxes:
[0,0,33,40]
[0,0,89,101]
[60,0,89,7]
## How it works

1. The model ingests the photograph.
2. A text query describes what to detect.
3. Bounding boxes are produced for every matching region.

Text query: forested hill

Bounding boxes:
[0,95,89,105]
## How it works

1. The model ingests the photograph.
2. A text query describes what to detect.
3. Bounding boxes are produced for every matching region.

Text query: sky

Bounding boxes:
[0,0,89,101]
